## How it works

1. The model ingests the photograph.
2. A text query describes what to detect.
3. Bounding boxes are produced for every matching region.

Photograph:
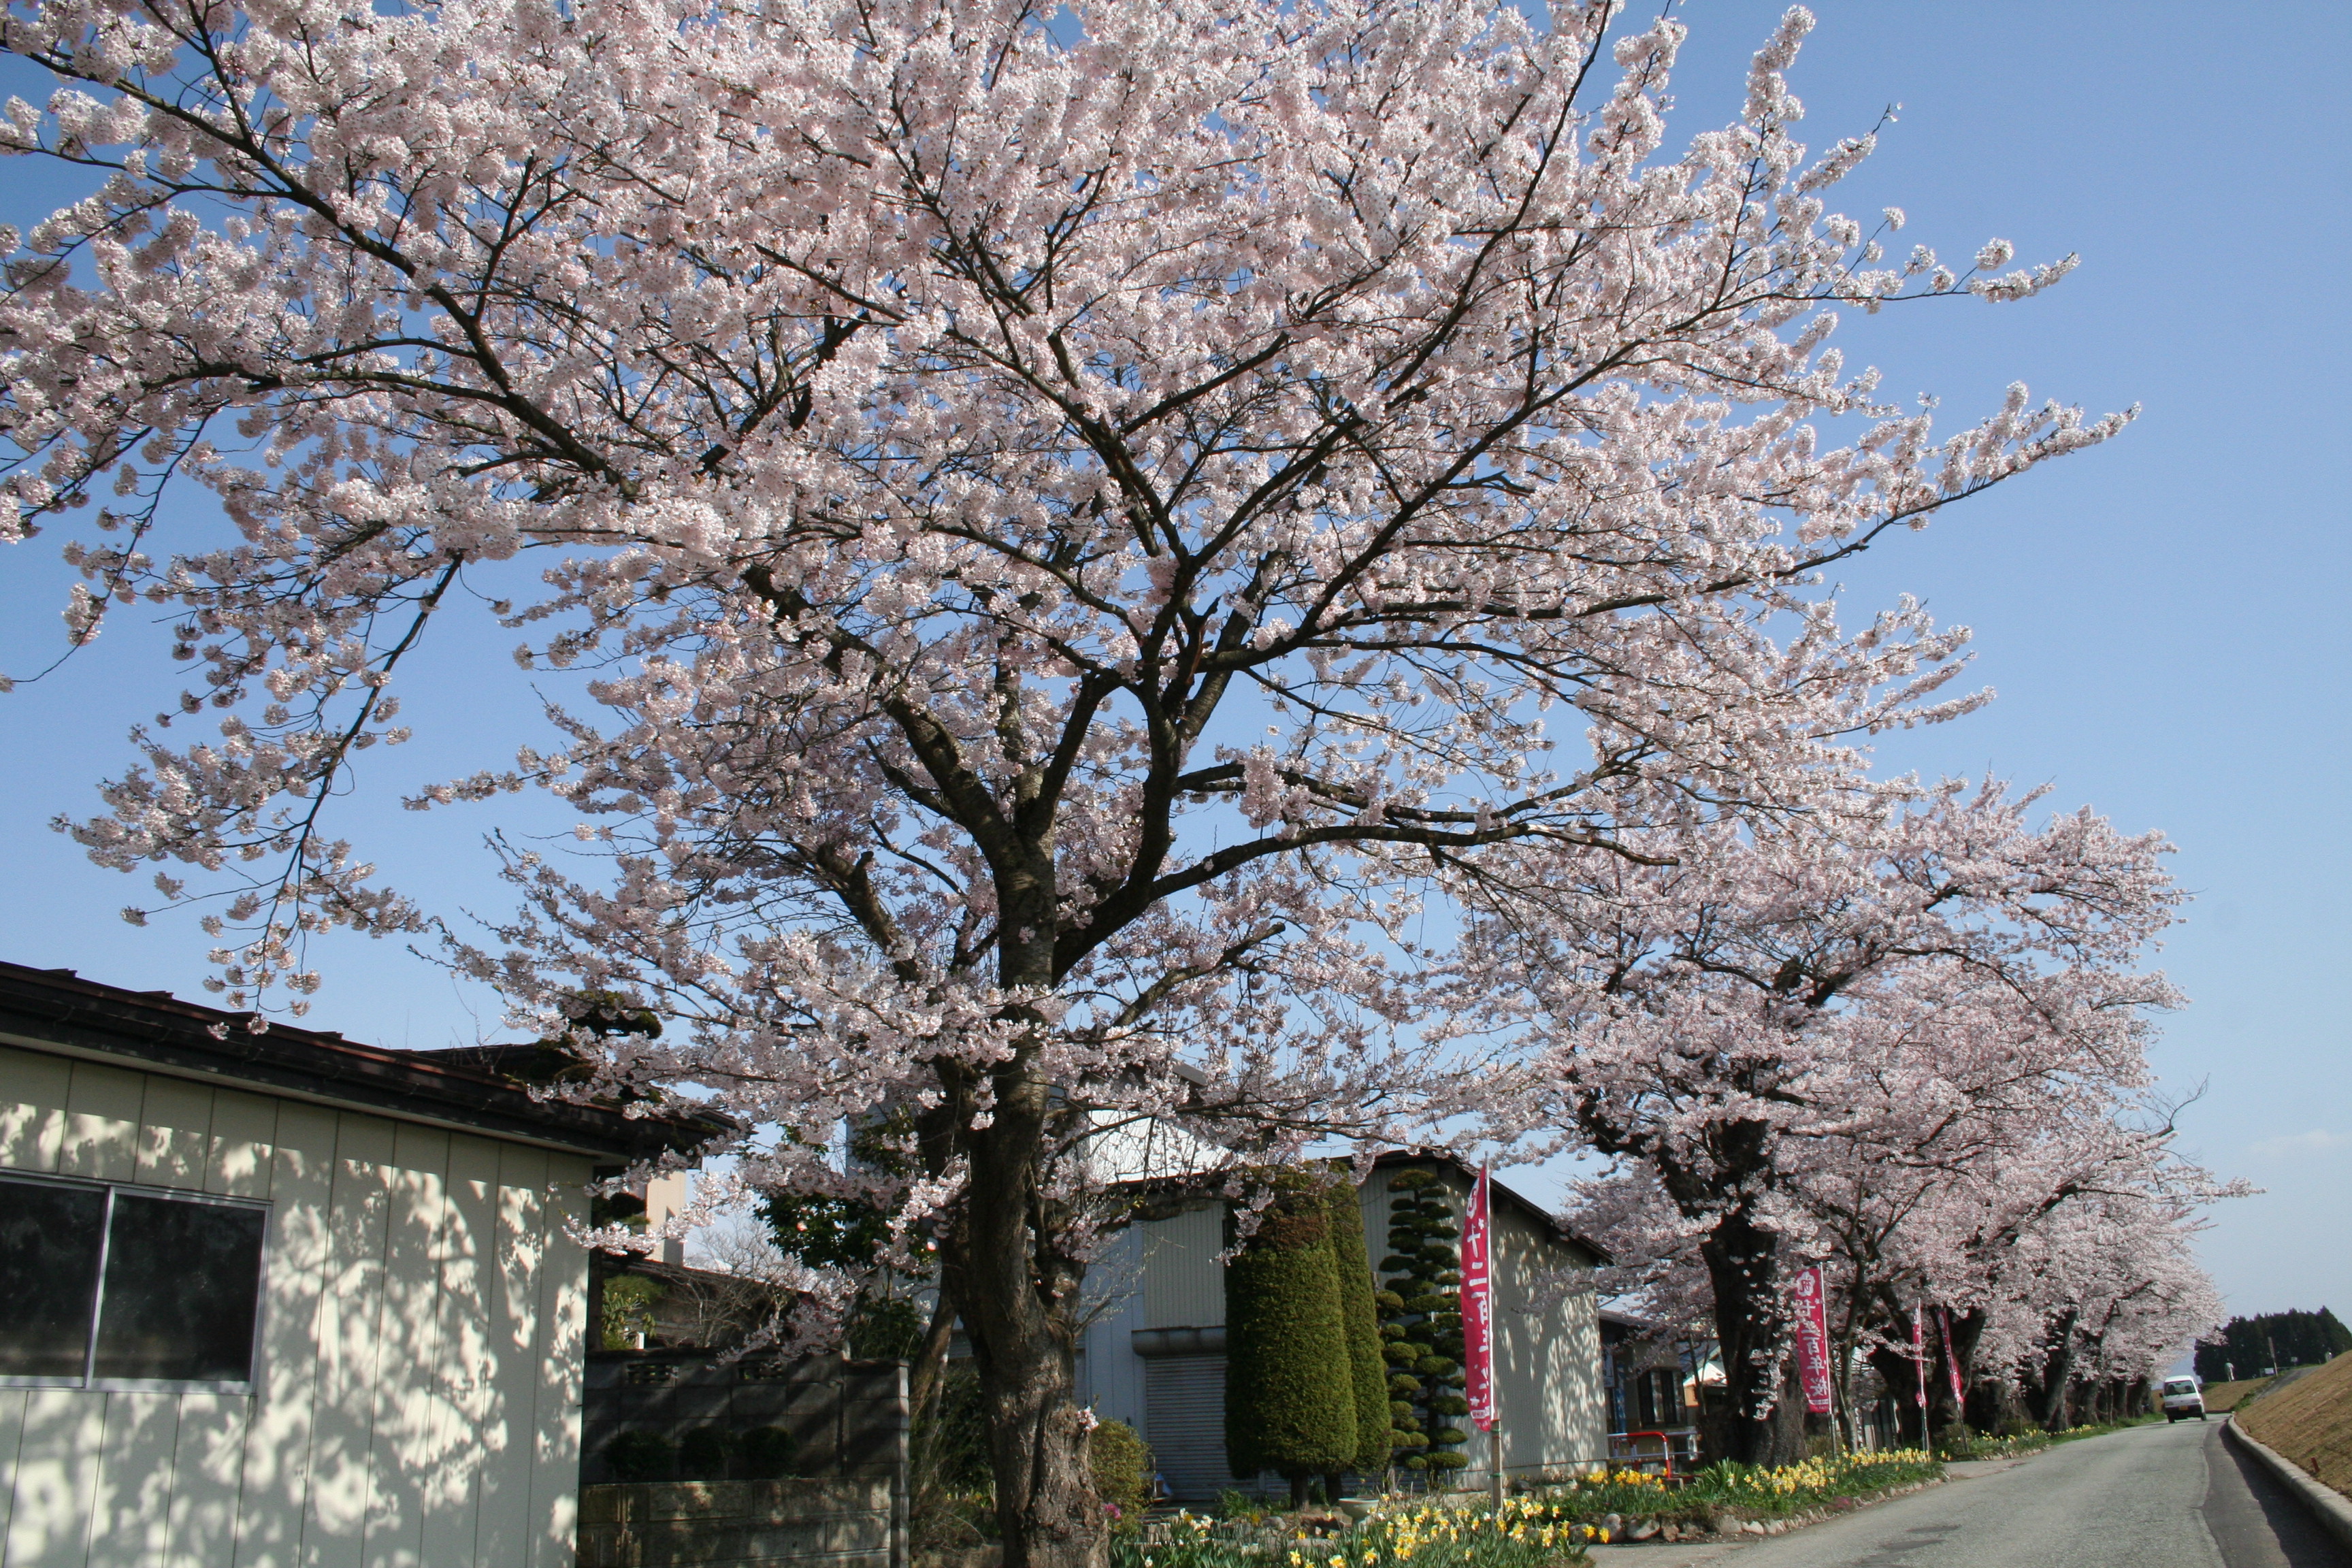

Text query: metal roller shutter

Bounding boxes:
[1145,1354,1230,1502]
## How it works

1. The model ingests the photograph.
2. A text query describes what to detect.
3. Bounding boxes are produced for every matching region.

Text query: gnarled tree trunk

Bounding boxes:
[936,1062,1102,1568]
[1697,1205,1807,1466]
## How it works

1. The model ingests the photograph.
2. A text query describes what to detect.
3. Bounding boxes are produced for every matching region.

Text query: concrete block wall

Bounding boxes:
[575,1477,894,1568]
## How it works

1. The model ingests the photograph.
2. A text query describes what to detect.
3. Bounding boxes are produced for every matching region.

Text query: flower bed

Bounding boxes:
[1553,1450,1942,1523]
[1109,1451,1941,1568]
[1113,1499,1594,1568]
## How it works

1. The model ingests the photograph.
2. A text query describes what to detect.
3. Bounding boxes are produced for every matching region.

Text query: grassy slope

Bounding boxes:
[2202,1379,2272,1413]
[2235,1354,2352,1498]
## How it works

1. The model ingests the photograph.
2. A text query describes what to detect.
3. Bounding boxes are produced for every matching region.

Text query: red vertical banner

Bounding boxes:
[1791,1266,1834,1415]
[1937,1306,1964,1406]
[1911,1305,1929,1411]
[1460,1165,1496,1433]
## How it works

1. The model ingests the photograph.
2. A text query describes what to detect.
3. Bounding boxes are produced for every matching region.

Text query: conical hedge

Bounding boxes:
[1322,1170,1394,1478]
[1224,1182,1357,1488]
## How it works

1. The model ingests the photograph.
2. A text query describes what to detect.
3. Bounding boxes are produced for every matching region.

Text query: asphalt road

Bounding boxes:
[1588,1420,2347,1568]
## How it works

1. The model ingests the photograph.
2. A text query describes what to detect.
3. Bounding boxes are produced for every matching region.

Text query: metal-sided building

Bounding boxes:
[1075,1152,1611,1499]
[0,962,707,1568]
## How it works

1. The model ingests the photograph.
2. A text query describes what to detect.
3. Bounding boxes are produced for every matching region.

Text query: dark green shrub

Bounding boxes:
[738,1425,796,1479]
[599,1275,666,1350]
[1378,1171,1469,1477]
[1090,1419,1152,1532]
[604,1430,677,1483]
[678,1426,736,1480]
[1224,1179,1357,1494]
[847,1294,927,1360]
[1321,1175,1394,1484]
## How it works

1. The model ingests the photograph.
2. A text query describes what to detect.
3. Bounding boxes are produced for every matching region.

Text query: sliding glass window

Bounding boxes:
[0,1172,268,1391]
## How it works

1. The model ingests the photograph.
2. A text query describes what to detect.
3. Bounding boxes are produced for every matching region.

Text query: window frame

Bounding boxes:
[0,1168,272,1395]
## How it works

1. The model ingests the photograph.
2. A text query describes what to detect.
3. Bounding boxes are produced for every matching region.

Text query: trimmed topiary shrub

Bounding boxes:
[604,1430,677,1483]
[1322,1171,1393,1490]
[678,1426,736,1480]
[738,1425,796,1479]
[1225,1177,1358,1505]
[1379,1170,1470,1480]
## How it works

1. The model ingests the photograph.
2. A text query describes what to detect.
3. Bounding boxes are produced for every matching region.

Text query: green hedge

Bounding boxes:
[1323,1173,1394,1477]
[1225,1184,1356,1483]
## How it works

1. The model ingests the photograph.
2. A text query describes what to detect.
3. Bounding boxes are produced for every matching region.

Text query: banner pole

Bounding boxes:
[1460,1165,1501,1514]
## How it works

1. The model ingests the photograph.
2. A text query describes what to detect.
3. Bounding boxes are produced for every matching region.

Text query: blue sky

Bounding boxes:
[2,1,2345,1329]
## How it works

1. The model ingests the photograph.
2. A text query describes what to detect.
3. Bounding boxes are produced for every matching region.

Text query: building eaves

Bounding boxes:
[0,960,729,1164]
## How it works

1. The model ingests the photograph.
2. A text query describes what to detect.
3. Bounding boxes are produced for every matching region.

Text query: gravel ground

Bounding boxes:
[1584,1420,2347,1568]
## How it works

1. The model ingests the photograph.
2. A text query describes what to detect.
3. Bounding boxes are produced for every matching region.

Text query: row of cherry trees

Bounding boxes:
[3,0,2222,1558]
[1495,780,2230,1456]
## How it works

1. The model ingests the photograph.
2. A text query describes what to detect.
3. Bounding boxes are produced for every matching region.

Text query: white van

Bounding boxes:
[2160,1376,2206,1422]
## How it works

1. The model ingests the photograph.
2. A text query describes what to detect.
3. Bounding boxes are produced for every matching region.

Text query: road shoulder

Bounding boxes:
[2207,1420,2352,1567]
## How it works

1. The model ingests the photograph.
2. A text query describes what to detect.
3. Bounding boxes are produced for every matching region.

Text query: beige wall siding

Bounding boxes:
[0,1044,593,1568]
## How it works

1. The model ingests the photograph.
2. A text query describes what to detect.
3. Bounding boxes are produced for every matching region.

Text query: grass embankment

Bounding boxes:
[2202,1379,2277,1414]
[2235,1353,2352,1498]
[1111,1452,1941,1568]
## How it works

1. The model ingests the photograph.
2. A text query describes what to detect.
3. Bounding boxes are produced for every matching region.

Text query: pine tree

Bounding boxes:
[1323,1171,1394,1492]
[1225,1182,1357,1504]
[1377,1170,1471,1477]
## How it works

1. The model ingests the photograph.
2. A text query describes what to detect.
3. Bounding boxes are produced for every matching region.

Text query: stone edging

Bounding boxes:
[2224,1416,2352,1556]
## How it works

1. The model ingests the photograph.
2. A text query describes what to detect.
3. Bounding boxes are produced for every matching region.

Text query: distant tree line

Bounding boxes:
[2195,1309,2351,1382]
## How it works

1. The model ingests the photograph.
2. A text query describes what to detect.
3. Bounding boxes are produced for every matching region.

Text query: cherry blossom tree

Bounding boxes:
[1567,983,2232,1447]
[1811,1090,2232,1441]
[3,0,2124,1554]
[1477,778,2187,1462]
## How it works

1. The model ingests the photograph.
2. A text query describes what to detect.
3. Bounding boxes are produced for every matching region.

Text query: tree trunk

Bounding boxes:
[938,1086,1101,1568]
[1866,1344,1928,1448]
[1698,1207,1805,1467]
[906,1281,962,1520]
[1929,1308,1984,1438]
[2037,1309,2080,1433]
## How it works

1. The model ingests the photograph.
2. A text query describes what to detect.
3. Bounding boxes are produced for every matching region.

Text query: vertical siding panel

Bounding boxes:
[1076,1228,1147,1431]
[525,1158,588,1568]
[418,1137,498,1568]
[0,1047,71,1173]
[204,1092,281,1200]
[231,1102,337,1568]
[468,1146,544,1568]
[133,1077,216,1192]
[297,1115,397,1568]
[4,1390,106,1568]
[1141,1206,1226,1329]
[84,1394,181,1568]
[162,1396,249,1568]
[358,1128,448,1568]
[57,1063,144,1183]
[0,1388,29,1547]
[1565,1291,1603,1467]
